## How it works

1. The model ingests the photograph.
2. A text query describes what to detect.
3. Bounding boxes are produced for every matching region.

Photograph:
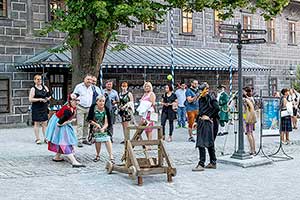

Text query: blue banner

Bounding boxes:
[262,97,280,130]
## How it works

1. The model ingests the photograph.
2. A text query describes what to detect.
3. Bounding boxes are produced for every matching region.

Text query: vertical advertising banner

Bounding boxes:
[262,97,280,130]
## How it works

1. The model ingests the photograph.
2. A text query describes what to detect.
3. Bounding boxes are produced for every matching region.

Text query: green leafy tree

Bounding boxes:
[42,0,290,86]
[292,65,300,91]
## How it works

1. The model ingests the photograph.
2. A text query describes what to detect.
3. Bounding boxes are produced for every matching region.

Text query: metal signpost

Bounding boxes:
[219,23,267,160]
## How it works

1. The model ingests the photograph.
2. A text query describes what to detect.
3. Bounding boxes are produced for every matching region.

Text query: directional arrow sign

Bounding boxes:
[242,29,267,35]
[219,24,238,30]
[241,38,266,44]
[220,38,239,44]
[219,28,238,34]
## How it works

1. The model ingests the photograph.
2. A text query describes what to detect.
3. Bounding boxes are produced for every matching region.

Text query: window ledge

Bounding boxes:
[179,33,195,37]
[288,43,298,46]
[141,30,159,33]
[0,16,11,21]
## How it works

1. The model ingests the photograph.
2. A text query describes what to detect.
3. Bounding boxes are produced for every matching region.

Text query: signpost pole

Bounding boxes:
[231,23,251,160]
[219,23,267,160]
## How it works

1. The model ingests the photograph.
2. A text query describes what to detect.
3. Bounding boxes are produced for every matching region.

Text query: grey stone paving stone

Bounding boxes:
[1,122,300,199]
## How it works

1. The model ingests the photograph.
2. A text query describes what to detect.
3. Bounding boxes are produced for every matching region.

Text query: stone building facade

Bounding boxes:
[0,0,300,126]
[0,0,64,125]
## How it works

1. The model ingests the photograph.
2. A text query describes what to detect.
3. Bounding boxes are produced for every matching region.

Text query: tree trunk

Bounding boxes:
[71,29,109,89]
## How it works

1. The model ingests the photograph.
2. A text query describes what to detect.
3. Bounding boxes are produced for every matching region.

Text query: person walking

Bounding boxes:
[280,88,293,145]
[87,95,114,163]
[73,74,100,147]
[175,81,187,129]
[46,93,85,168]
[118,82,134,144]
[192,83,220,171]
[185,80,199,142]
[29,74,51,144]
[161,84,177,142]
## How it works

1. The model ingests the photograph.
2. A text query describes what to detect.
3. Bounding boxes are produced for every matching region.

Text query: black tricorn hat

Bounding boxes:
[217,84,227,89]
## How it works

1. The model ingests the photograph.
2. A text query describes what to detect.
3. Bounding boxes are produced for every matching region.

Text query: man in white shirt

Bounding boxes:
[175,81,187,128]
[73,74,94,147]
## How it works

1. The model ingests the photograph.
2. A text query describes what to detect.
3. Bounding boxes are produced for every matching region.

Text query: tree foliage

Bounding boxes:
[44,0,290,50]
[41,0,290,85]
[292,65,300,91]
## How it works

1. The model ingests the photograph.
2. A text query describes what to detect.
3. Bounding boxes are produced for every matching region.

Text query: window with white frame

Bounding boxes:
[0,0,7,17]
[243,15,252,39]
[289,22,296,45]
[269,77,277,96]
[0,77,10,113]
[267,19,276,43]
[49,0,66,21]
[144,22,157,31]
[214,10,223,37]
[182,10,193,34]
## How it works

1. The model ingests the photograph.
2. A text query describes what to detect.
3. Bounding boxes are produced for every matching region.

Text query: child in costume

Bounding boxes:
[46,93,85,168]
[87,94,114,163]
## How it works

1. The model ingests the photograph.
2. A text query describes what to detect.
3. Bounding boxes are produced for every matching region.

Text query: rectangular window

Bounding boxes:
[243,15,252,39]
[0,77,10,113]
[214,10,223,37]
[243,77,254,89]
[269,77,277,96]
[289,22,296,45]
[49,74,67,109]
[267,19,276,43]
[49,0,66,21]
[144,22,157,31]
[0,0,7,17]
[182,10,193,34]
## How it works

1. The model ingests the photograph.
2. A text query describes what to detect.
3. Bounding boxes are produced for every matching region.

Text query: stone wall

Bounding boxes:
[117,6,300,93]
[0,0,63,125]
[1,1,300,126]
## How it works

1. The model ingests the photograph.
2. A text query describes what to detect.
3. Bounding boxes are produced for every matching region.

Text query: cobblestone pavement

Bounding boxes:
[1,121,300,200]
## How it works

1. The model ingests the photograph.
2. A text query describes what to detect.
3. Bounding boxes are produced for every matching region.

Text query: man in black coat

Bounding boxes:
[192,82,220,172]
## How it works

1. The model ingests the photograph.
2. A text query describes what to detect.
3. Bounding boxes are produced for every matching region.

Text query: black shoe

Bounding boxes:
[188,137,195,143]
[120,141,125,144]
[82,140,92,145]
[222,132,228,135]
[72,164,86,168]
[77,142,83,148]
[217,132,223,136]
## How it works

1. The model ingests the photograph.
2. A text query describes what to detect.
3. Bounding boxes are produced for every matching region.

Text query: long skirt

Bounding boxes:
[45,115,78,155]
[280,116,292,132]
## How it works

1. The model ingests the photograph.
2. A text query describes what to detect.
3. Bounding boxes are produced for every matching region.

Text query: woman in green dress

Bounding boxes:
[87,95,114,163]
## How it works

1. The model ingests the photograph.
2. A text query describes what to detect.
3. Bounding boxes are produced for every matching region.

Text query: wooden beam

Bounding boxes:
[159,140,174,168]
[137,167,167,176]
[131,140,160,146]
[127,142,141,171]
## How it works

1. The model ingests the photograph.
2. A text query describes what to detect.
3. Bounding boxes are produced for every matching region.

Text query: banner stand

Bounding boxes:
[256,90,293,161]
